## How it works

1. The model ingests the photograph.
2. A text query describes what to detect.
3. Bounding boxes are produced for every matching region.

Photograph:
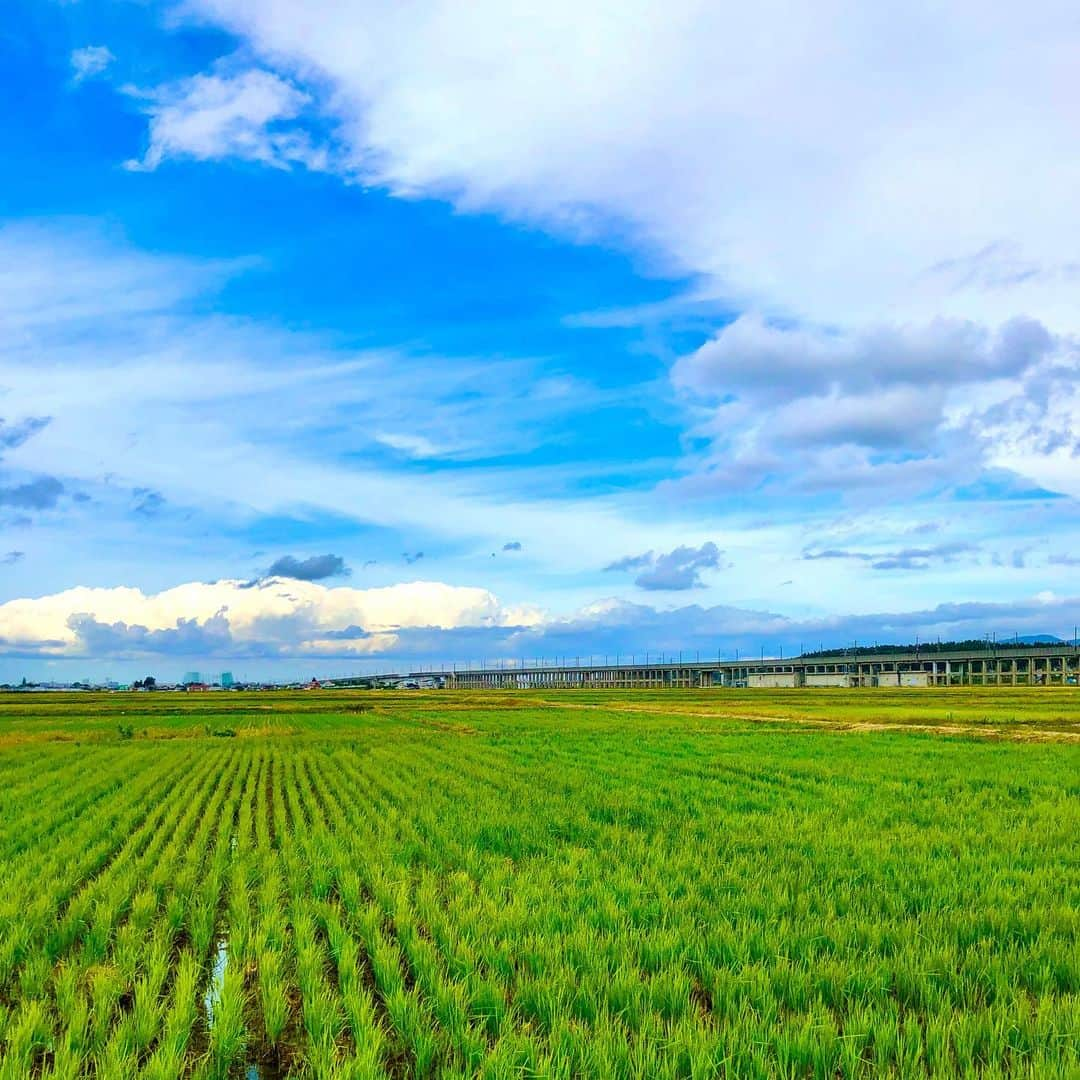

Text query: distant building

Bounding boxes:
[221,671,235,689]
[182,671,201,686]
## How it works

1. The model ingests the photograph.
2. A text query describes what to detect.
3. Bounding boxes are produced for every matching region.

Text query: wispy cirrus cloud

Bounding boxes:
[802,542,977,572]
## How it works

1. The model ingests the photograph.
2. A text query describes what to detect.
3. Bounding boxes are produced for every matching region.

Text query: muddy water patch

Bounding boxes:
[202,937,289,1079]
[203,936,229,1026]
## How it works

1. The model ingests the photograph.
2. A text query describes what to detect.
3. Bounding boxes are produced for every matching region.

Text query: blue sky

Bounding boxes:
[2,0,1078,681]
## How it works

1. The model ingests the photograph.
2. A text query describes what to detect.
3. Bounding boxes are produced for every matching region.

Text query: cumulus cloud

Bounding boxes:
[126,67,329,172]
[1,573,1076,663]
[0,578,542,659]
[70,46,114,83]
[670,315,1078,498]
[674,315,1055,404]
[265,554,350,581]
[66,610,232,655]
[605,542,723,590]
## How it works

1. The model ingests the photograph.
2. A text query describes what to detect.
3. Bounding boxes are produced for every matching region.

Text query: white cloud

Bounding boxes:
[126,67,329,172]
[136,2,1080,516]
[374,432,454,460]
[174,1,1080,328]
[70,46,114,84]
[4,573,1077,664]
[0,577,543,657]
[0,222,731,587]
[669,314,1079,498]
[3,225,1073,632]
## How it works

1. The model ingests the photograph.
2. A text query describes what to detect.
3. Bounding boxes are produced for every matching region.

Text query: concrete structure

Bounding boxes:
[748,672,799,688]
[346,644,1080,690]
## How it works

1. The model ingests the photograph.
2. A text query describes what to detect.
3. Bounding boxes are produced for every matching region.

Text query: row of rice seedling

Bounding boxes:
[0,748,199,1075]
[2,747,237,1077]
[1,694,1077,1077]
[139,752,254,1080]
[193,747,266,1080]
[301,746,544,1076]
[295,751,448,1077]
[0,748,196,997]
[0,745,264,1079]
[89,749,253,1079]
[283,727,1079,1077]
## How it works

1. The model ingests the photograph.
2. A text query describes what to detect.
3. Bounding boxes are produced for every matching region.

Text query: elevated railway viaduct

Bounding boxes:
[345,645,1080,690]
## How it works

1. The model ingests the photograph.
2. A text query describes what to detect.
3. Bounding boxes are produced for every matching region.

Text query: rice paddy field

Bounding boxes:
[0,687,1077,1078]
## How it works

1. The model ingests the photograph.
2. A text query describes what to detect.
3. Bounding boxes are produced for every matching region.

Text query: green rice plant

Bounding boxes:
[142,950,200,1077]
[258,948,289,1046]
[0,998,51,1079]
[204,963,247,1077]
[0,689,1077,1076]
